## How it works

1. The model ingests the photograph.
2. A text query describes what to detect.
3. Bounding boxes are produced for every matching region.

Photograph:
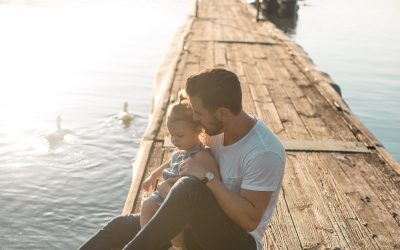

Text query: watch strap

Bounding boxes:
[201,176,209,184]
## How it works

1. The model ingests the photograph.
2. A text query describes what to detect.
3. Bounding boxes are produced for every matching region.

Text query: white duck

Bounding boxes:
[118,102,134,127]
[45,116,72,143]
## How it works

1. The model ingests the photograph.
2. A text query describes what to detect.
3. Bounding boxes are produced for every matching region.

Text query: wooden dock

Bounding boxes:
[123,0,400,248]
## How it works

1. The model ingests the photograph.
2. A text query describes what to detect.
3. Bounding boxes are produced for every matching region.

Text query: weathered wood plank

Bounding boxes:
[181,62,200,90]
[265,47,337,141]
[248,84,286,137]
[199,41,214,70]
[214,42,227,67]
[319,153,400,248]
[132,141,163,214]
[282,139,369,153]
[295,153,380,249]
[256,62,311,140]
[226,44,245,76]
[360,154,400,226]
[275,52,357,142]
[264,189,303,250]
[283,154,344,249]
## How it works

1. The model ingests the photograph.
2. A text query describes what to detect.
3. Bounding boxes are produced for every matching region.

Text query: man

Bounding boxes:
[79,68,285,250]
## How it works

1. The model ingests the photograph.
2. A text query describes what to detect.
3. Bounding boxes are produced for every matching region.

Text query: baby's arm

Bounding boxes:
[142,160,171,192]
[192,149,221,180]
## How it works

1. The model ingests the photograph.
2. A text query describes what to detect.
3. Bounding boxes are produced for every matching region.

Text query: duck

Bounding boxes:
[45,116,72,143]
[118,102,134,127]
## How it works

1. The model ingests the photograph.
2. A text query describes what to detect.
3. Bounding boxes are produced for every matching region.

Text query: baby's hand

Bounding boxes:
[142,175,156,193]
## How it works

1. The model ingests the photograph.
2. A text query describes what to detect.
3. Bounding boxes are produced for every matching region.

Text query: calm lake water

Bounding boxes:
[0,0,398,249]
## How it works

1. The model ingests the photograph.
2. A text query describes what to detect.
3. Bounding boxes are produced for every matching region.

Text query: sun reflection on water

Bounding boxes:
[0,0,155,141]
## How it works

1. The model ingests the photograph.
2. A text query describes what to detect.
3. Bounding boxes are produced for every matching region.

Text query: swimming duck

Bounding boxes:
[45,116,72,143]
[118,102,134,127]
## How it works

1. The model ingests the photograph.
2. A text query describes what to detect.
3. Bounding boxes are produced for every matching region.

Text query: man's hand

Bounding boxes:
[179,158,207,181]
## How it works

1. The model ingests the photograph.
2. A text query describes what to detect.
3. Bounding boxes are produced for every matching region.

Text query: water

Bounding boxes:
[0,0,192,249]
[268,0,400,161]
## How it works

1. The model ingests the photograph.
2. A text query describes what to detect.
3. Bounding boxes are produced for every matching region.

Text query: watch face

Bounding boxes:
[205,171,214,181]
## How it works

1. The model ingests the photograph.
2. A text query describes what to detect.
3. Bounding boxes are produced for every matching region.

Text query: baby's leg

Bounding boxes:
[140,197,159,228]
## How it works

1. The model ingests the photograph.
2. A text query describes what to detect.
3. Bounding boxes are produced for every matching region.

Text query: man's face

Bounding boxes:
[189,96,223,136]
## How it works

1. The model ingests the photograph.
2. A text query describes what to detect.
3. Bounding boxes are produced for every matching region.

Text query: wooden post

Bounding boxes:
[256,0,260,22]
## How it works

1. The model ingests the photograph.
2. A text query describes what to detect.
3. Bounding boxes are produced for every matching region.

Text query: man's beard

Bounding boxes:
[202,115,224,136]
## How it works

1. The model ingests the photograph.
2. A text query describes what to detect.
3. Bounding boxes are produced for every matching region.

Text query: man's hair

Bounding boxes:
[185,68,242,114]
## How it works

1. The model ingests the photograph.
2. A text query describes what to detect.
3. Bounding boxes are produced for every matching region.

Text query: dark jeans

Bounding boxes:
[79,177,257,250]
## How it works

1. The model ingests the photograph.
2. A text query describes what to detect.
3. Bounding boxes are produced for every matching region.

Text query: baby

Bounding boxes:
[140,94,220,249]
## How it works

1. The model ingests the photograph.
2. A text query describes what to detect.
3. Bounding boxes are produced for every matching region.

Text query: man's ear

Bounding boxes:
[214,107,231,121]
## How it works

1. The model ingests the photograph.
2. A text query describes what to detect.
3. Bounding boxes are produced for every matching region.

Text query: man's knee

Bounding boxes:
[104,214,140,233]
[174,176,205,191]
[142,197,158,213]
[169,176,211,203]
[79,215,140,250]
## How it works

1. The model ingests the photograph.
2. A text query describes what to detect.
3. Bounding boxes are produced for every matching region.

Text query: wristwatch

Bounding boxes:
[201,171,214,184]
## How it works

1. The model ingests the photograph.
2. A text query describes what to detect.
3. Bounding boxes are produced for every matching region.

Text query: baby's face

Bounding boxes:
[168,121,199,151]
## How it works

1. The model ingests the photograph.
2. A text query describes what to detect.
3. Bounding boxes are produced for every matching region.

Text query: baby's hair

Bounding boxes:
[166,90,200,130]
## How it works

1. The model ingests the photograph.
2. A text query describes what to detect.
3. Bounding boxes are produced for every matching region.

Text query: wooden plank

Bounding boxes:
[226,44,245,76]
[256,64,311,140]
[248,84,286,137]
[167,137,369,153]
[242,58,264,85]
[132,141,164,214]
[181,60,200,90]
[274,52,357,142]
[265,46,336,141]
[319,153,400,248]
[295,153,380,249]
[213,19,223,41]
[214,42,227,67]
[359,154,400,225]
[199,41,214,70]
[256,59,278,80]
[282,139,370,153]
[239,74,258,116]
[264,189,302,249]
[156,115,168,142]
[192,39,277,45]
[275,65,336,140]
[282,154,344,249]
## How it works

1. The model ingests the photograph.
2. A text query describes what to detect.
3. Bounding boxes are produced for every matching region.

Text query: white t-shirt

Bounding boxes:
[206,118,286,250]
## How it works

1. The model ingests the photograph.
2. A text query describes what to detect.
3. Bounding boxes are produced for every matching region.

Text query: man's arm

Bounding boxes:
[208,179,272,231]
[179,158,273,231]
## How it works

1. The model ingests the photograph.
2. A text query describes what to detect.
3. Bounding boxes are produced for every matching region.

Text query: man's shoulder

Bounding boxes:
[251,121,284,148]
